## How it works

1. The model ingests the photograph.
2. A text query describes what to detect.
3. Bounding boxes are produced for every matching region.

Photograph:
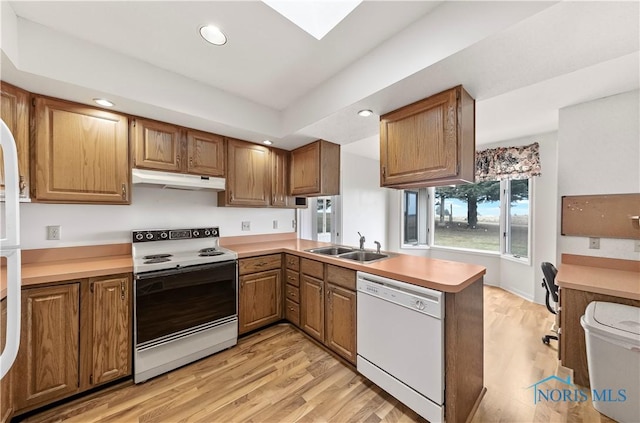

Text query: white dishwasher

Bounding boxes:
[356,271,444,423]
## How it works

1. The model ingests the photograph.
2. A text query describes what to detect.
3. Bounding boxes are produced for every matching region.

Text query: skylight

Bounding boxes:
[262,0,362,40]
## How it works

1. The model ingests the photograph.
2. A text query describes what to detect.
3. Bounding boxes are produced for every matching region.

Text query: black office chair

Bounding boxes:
[541,262,559,345]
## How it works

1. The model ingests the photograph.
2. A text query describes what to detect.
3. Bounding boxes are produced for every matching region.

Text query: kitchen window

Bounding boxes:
[400,179,531,259]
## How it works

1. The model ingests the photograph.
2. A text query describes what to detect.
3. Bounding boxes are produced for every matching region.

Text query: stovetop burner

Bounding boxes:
[132,227,237,273]
[199,251,225,257]
[144,258,171,264]
[143,254,173,260]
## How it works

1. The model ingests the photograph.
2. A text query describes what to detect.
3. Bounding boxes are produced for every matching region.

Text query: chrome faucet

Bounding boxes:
[358,232,366,250]
[374,241,381,254]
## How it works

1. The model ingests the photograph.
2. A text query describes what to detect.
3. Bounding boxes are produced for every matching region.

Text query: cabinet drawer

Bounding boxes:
[286,284,300,303]
[301,258,324,279]
[285,269,300,287]
[326,265,356,291]
[239,254,282,275]
[285,299,300,327]
[285,254,300,271]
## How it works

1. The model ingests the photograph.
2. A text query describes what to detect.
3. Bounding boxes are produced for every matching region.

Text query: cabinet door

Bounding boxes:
[132,118,183,172]
[90,275,131,386]
[1,300,13,423]
[221,138,271,207]
[290,142,320,195]
[33,97,130,203]
[300,275,324,342]
[380,87,464,186]
[325,283,356,364]
[239,269,282,334]
[15,284,80,411]
[186,130,225,176]
[270,147,289,207]
[0,82,30,199]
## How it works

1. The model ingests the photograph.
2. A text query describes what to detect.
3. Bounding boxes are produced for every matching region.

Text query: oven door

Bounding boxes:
[135,260,237,346]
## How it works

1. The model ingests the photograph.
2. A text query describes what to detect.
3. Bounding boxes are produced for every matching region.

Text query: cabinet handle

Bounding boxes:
[229,190,233,199]
[177,155,181,167]
[189,158,193,168]
[19,175,26,196]
[121,183,127,200]
[120,281,126,300]
[287,276,295,281]
[382,166,386,178]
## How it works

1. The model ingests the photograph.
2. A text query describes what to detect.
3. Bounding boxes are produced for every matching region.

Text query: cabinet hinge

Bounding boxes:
[32,97,36,107]
[89,374,93,385]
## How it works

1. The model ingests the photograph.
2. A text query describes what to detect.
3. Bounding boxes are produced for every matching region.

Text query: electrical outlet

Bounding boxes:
[589,237,600,249]
[634,240,640,252]
[241,221,250,231]
[47,225,61,240]
[273,220,278,229]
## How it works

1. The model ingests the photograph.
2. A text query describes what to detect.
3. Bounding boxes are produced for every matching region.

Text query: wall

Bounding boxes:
[18,186,295,249]
[340,152,388,249]
[557,89,640,261]
[386,132,559,303]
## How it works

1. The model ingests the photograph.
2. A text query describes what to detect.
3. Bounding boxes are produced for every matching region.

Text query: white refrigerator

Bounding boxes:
[0,118,21,379]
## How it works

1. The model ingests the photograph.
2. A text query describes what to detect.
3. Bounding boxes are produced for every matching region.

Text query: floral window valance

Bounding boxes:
[475,142,541,182]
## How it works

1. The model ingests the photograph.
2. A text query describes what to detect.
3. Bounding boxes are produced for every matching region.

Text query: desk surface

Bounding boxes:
[556,254,640,301]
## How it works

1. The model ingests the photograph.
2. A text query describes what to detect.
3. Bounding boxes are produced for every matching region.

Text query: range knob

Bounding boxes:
[135,233,144,241]
[204,229,211,236]
[145,233,154,240]
[160,232,168,239]
[193,230,200,237]
[415,300,425,311]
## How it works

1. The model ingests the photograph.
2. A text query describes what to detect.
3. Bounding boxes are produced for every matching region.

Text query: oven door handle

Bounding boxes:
[135,261,236,280]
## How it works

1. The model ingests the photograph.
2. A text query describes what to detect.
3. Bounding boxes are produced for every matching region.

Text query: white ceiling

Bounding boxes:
[1,1,638,156]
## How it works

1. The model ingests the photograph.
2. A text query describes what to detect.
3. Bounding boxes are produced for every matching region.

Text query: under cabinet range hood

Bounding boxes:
[132,168,225,191]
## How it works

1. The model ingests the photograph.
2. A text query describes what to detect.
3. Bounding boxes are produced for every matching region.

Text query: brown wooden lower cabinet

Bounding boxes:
[325,283,356,363]
[238,255,283,335]
[1,299,14,423]
[11,274,132,416]
[297,259,357,365]
[239,269,282,334]
[86,275,132,387]
[15,284,81,411]
[300,274,325,342]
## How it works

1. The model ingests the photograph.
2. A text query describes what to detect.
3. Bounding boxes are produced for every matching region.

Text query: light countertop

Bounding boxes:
[556,254,640,301]
[1,237,487,299]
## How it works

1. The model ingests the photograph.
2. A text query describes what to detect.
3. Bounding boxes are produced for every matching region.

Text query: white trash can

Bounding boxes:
[581,301,640,423]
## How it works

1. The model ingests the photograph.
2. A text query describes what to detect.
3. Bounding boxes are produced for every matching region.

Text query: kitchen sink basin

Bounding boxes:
[306,246,355,256]
[338,251,389,262]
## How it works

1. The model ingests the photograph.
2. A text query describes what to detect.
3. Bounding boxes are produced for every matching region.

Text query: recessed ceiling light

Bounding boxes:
[263,140,273,145]
[358,109,373,117]
[93,98,114,107]
[199,25,227,46]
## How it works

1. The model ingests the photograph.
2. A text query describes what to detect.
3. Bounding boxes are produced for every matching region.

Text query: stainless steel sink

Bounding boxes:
[337,251,389,262]
[306,246,355,256]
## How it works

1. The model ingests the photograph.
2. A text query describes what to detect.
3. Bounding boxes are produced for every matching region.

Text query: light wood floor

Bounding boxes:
[23,286,615,423]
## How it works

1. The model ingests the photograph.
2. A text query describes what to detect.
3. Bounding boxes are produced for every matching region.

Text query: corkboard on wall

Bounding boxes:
[561,193,640,239]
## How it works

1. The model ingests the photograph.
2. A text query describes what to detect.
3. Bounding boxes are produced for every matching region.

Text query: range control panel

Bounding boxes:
[132,227,219,243]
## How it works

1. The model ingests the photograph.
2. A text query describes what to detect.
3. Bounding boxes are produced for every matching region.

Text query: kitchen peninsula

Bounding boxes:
[1,233,486,423]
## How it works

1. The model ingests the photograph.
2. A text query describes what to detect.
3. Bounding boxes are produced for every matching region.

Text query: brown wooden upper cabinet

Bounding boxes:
[218,138,271,207]
[131,118,225,177]
[271,147,289,207]
[0,82,30,199]
[131,118,182,172]
[32,97,130,204]
[290,139,340,196]
[380,85,475,188]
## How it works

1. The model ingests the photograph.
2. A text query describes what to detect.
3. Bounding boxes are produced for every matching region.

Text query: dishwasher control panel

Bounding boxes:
[356,271,443,319]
